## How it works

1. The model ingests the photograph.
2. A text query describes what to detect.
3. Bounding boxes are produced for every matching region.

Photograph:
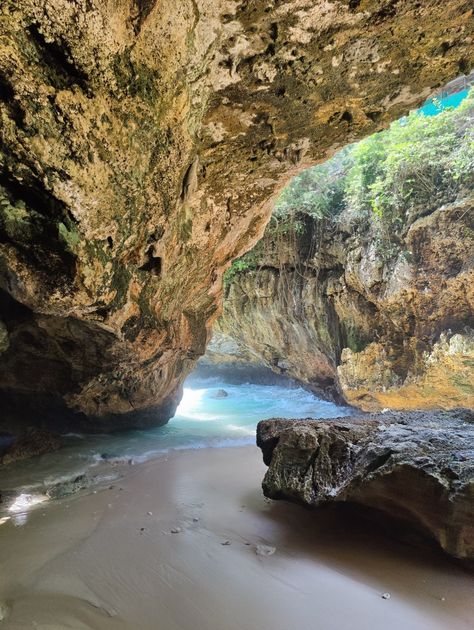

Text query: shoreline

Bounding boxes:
[0,445,473,629]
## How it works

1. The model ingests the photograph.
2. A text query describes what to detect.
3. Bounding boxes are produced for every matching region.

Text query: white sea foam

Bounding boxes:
[1,377,352,507]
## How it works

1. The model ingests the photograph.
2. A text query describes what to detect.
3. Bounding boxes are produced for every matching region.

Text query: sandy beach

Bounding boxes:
[0,445,473,630]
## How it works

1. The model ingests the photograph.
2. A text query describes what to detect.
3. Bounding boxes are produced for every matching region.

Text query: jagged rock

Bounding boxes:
[257,410,474,561]
[0,427,61,465]
[0,2,473,430]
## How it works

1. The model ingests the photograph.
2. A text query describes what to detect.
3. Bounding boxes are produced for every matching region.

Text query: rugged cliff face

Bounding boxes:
[1,1,473,430]
[210,189,474,409]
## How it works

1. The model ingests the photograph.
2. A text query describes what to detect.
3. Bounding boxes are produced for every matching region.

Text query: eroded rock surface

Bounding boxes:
[209,195,474,408]
[0,427,60,465]
[1,1,473,429]
[257,410,474,561]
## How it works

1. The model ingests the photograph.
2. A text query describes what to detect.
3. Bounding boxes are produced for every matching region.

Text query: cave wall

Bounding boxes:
[212,195,474,409]
[0,1,473,429]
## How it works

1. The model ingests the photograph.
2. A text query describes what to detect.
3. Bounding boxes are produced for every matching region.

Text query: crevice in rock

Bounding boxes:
[348,0,362,10]
[0,73,25,127]
[0,170,68,223]
[0,288,33,328]
[138,248,162,277]
[130,0,158,35]
[0,171,77,276]
[27,23,89,91]
[365,449,394,474]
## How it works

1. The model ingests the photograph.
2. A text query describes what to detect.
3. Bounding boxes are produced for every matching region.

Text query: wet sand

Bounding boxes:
[0,445,473,629]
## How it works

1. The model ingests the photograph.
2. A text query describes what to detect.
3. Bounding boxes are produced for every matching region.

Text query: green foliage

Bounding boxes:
[223,257,257,288]
[58,221,80,253]
[273,87,474,229]
[226,88,474,281]
[345,90,474,222]
[274,146,351,222]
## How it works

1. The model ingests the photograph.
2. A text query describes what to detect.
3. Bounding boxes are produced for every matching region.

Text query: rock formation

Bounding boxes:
[1,1,473,430]
[0,427,60,465]
[209,193,474,408]
[257,410,474,562]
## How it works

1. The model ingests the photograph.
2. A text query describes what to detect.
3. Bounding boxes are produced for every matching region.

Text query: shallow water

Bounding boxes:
[0,376,351,513]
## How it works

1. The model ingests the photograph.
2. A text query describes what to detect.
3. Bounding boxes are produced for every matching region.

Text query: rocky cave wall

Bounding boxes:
[0,1,473,430]
[208,193,474,409]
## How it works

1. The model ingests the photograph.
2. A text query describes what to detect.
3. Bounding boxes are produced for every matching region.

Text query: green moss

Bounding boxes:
[58,221,80,253]
[223,257,258,287]
[0,197,36,242]
[345,325,370,354]
[112,50,159,104]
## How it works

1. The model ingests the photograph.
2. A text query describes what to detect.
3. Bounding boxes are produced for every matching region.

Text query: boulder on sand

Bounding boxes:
[257,409,474,563]
[1,428,61,465]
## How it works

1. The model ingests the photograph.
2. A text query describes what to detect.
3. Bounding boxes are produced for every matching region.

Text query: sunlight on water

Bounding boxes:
[0,376,353,507]
[176,388,209,419]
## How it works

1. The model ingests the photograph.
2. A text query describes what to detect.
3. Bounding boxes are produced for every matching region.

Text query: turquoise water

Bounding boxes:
[0,377,351,502]
[419,89,468,116]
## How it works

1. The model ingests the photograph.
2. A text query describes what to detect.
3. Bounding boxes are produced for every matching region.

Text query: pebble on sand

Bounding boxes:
[0,602,9,621]
[255,544,276,556]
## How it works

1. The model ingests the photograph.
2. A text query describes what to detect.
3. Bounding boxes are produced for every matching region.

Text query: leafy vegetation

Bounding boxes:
[345,91,474,221]
[225,88,474,282]
[274,146,352,222]
[223,257,257,287]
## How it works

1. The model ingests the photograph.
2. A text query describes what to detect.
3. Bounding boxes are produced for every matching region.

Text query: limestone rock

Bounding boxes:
[210,195,474,409]
[0,427,61,465]
[45,473,91,500]
[0,1,473,430]
[257,410,474,561]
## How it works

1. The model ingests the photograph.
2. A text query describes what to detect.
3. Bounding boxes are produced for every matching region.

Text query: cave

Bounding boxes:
[203,82,474,409]
[0,2,473,628]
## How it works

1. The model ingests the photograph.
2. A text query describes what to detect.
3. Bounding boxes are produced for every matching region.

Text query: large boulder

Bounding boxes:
[257,409,474,561]
[0,427,61,465]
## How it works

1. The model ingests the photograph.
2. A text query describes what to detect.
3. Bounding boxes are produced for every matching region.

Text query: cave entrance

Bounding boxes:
[199,77,474,407]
